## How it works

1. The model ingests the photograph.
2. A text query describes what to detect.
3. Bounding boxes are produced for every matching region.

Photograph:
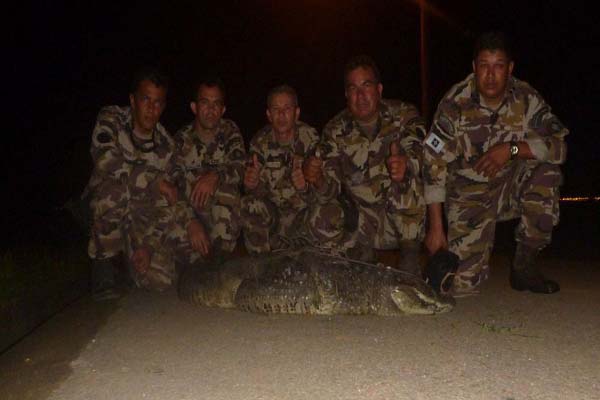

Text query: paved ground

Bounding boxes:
[1,251,599,400]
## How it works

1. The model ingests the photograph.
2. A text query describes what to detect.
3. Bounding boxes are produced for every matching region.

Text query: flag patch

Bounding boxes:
[425,133,445,153]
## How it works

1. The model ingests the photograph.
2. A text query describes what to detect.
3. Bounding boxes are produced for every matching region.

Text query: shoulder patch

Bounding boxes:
[425,133,445,154]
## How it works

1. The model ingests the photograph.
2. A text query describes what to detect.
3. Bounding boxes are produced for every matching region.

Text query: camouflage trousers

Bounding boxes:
[193,182,241,252]
[127,201,202,291]
[241,195,338,254]
[88,180,128,260]
[447,160,561,291]
[313,181,426,251]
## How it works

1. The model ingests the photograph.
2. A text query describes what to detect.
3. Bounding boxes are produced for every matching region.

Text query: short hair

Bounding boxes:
[344,55,381,85]
[130,66,169,94]
[266,84,298,108]
[192,76,226,102]
[473,31,513,61]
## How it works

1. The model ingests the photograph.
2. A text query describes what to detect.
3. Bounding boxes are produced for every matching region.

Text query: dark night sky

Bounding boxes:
[5,0,599,225]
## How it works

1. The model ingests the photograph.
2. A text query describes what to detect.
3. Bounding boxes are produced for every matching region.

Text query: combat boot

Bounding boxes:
[203,238,233,265]
[112,253,135,290]
[424,250,459,295]
[91,257,121,300]
[345,244,376,263]
[397,240,422,276]
[211,248,239,266]
[510,243,560,294]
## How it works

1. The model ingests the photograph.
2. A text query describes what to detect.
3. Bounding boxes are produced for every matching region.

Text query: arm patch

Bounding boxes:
[425,133,445,154]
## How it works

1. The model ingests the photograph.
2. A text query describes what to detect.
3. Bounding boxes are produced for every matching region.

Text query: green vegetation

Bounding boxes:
[475,321,540,339]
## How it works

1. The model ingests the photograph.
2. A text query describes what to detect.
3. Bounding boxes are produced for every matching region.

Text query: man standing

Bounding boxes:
[173,78,246,258]
[241,85,321,254]
[86,67,204,296]
[423,32,568,295]
[304,55,427,274]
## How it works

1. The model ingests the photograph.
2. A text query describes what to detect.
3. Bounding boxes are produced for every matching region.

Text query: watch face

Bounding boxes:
[510,144,519,157]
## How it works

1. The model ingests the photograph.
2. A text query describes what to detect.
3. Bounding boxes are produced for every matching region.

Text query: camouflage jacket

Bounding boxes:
[423,74,569,204]
[86,105,193,224]
[247,122,319,210]
[173,119,246,198]
[317,100,426,206]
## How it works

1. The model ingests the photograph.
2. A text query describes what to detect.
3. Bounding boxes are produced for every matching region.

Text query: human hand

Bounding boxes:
[474,143,511,178]
[243,153,262,191]
[291,156,307,191]
[158,179,178,206]
[131,247,151,275]
[191,171,219,210]
[187,219,211,257]
[386,141,408,182]
[303,150,324,189]
[424,226,448,255]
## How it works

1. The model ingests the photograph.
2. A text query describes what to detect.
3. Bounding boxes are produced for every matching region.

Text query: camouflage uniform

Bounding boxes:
[173,119,246,252]
[86,106,130,260]
[86,106,200,291]
[316,100,427,250]
[423,74,568,290]
[241,122,324,253]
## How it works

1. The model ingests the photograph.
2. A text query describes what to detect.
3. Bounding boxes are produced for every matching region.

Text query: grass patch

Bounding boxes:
[474,321,540,339]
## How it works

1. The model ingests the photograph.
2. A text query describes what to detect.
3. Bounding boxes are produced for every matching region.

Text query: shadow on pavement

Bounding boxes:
[0,296,120,400]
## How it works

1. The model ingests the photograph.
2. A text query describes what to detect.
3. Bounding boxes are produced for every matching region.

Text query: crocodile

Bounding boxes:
[178,247,454,316]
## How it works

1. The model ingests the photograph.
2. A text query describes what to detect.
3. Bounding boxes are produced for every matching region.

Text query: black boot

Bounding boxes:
[112,253,135,289]
[424,250,459,295]
[397,240,422,276]
[510,243,560,294]
[91,257,121,300]
[345,244,376,263]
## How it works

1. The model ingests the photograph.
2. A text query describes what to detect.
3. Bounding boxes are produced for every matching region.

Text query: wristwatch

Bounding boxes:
[509,141,519,160]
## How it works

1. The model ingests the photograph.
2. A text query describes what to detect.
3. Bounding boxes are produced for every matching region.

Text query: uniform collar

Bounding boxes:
[468,73,517,107]
[193,118,224,140]
[269,124,299,148]
[126,106,163,152]
[343,101,394,139]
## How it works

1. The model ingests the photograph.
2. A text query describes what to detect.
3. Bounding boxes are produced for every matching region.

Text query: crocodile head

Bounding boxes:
[390,285,455,315]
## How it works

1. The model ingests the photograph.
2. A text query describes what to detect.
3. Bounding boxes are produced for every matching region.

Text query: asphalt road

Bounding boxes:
[1,251,599,400]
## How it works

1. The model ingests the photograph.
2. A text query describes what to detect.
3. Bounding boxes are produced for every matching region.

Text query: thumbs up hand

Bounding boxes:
[291,156,307,191]
[304,149,324,190]
[387,141,408,183]
[243,153,262,191]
